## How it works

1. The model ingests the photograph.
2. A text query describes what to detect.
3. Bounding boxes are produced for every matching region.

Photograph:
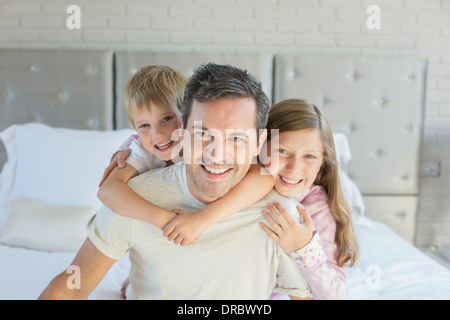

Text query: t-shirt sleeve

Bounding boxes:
[126,139,165,174]
[86,205,133,260]
[274,249,313,298]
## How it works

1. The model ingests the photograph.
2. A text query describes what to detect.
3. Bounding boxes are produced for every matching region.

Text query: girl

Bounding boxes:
[259,99,359,300]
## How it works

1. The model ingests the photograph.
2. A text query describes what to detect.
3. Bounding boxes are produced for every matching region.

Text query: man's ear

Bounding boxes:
[254,128,267,156]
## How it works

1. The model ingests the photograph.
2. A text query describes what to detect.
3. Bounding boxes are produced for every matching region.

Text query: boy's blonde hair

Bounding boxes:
[267,99,359,267]
[124,65,187,128]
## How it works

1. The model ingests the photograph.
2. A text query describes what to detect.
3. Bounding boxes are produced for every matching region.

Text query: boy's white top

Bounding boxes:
[125,139,166,174]
[86,162,312,300]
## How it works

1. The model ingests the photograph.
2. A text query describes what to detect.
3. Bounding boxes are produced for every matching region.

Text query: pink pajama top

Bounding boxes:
[272,184,348,300]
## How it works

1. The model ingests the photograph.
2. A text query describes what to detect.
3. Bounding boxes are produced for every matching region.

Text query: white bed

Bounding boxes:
[1,49,449,300]
[0,123,449,300]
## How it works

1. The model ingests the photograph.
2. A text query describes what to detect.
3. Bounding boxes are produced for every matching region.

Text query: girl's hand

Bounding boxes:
[163,209,207,246]
[99,150,131,186]
[260,201,314,253]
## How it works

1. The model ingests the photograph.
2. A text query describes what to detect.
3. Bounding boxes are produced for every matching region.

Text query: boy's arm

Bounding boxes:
[164,163,274,244]
[97,163,177,230]
[38,238,116,300]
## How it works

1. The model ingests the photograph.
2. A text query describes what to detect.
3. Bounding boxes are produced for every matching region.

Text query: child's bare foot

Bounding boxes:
[120,277,130,299]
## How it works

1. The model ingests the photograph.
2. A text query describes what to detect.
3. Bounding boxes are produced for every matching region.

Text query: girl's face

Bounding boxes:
[267,129,324,197]
[131,103,181,162]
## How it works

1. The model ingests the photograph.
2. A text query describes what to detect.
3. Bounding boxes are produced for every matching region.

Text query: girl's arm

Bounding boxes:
[97,163,177,230]
[260,201,348,300]
[164,163,275,246]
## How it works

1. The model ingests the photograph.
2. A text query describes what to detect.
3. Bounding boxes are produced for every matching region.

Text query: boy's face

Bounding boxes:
[130,103,181,162]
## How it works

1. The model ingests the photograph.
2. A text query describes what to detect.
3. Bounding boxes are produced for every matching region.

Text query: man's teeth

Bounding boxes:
[281,176,301,184]
[204,166,229,174]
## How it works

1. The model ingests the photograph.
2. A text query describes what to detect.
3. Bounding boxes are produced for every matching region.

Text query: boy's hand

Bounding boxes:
[163,210,207,246]
[99,150,131,187]
[260,201,314,253]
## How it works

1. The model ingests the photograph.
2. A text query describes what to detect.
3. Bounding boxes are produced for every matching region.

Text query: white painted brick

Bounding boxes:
[400,24,439,37]
[212,6,252,18]
[441,28,450,37]
[403,0,441,10]
[82,31,124,43]
[376,36,415,49]
[0,30,39,42]
[295,35,335,47]
[336,8,366,22]
[321,0,361,6]
[254,34,293,46]
[360,22,400,35]
[85,3,123,15]
[362,0,402,8]
[80,17,107,29]
[254,6,296,19]
[169,32,210,45]
[169,5,210,17]
[0,17,20,29]
[320,22,360,34]
[0,3,41,14]
[442,53,450,64]
[235,20,275,33]
[125,31,167,44]
[21,17,64,29]
[417,38,450,51]
[277,20,317,33]
[211,33,252,46]
[40,30,81,42]
[126,4,167,16]
[418,13,450,24]
[151,17,191,31]
[296,8,335,20]
[194,19,233,32]
[337,35,375,47]
[42,4,71,15]
[438,79,450,90]
[108,18,149,30]
[279,0,317,5]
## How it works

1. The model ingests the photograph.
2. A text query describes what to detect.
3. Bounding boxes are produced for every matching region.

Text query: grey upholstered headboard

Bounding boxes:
[0,49,427,242]
[274,55,427,242]
[114,51,274,129]
[0,49,114,171]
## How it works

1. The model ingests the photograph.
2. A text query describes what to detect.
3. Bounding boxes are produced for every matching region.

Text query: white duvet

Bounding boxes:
[1,217,449,300]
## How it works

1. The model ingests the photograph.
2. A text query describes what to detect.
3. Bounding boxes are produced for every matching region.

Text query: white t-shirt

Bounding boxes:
[126,139,166,174]
[87,162,312,300]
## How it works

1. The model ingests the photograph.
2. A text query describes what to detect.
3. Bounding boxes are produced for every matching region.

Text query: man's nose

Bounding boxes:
[204,138,226,164]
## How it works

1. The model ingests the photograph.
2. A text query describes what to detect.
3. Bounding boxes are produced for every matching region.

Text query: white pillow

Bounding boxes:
[0,197,95,252]
[0,123,136,233]
[333,133,366,220]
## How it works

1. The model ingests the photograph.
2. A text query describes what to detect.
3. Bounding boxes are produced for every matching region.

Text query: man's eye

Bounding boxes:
[194,131,213,141]
[229,136,245,144]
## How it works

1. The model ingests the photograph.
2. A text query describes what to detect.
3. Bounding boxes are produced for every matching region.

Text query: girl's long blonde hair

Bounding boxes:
[267,99,358,267]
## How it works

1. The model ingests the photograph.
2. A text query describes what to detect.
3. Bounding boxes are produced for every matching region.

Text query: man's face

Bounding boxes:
[182,97,266,204]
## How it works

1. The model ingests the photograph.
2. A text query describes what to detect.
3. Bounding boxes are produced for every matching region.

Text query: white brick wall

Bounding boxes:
[0,0,449,251]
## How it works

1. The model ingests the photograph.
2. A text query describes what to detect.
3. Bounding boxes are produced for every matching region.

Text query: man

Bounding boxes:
[39,63,312,300]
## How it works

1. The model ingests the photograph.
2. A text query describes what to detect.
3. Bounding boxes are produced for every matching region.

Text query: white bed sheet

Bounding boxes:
[0,244,130,300]
[347,217,450,300]
[1,217,449,300]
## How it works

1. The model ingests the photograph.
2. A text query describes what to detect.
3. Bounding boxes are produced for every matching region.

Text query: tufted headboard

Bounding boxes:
[0,49,114,170]
[0,49,427,242]
[114,51,273,130]
[274,55,427,242]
